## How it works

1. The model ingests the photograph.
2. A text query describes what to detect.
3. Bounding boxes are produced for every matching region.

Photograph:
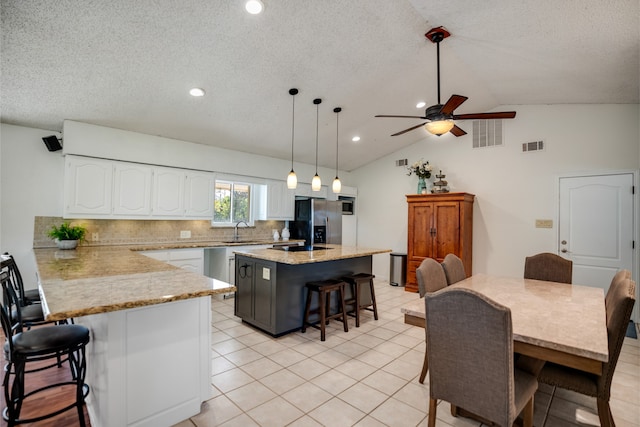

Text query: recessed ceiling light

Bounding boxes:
[352,136,361,142]
[245,0,264,14]
[416,101,426,108]
[189,88,205,97]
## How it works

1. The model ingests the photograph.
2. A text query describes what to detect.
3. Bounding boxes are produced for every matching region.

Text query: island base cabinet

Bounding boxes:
[234,254,372,336]
[78,297,212,427]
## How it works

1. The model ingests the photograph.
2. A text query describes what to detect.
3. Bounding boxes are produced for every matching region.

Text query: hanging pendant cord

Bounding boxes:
[335,108,340,175]
[291,94,295,169]
[315,103,319,173]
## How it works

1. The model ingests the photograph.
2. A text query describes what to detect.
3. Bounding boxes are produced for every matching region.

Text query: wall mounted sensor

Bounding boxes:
[42,135,62,152]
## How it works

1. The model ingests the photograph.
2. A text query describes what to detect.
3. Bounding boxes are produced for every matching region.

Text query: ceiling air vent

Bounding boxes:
[522,140,544,152]
[395,159,408,167]
[473,119,503,148]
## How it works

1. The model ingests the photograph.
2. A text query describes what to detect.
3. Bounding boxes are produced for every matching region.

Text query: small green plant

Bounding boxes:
[47,222,87,241]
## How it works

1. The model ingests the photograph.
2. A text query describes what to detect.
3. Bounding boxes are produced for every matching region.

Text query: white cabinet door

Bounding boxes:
[152,167,185,216]
[113,162,153,216]
[266,180,294,220]
[141,249,204,275]
[64,155,113,216]
[184,171,214,218]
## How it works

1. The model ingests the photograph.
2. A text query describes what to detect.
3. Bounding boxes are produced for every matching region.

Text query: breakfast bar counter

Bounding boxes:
[33,246,235,427]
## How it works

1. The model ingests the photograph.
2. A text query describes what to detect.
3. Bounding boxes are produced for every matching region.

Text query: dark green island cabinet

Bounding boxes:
[233,245,391,336]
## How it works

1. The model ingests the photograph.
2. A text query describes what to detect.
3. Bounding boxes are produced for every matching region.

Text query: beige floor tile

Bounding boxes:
[334,357,378,381]
[281,382,333,413]
[218,413,260,427]
[235,331,271,347]
[373,340,412,358]
[349,333,386,349]
[211,367,255,393]
[288,357,331,380]
[225,381,277,412]
[190,395,243,427]
[310,348,352,368]
[361,370,408,396]
[337,382,388,413]
[392,381,430,412]
[369,396,427,427]
[312,369,358,395]
[246,396,304,427]
[356,348,396,369]
[212,338,247,355]
[259,369,306,395]
[382,357,421,381]
[224,347,264,366]
[286,415,324,427]
[332,340,370,358]
[352,415,389,426]
[212,356,236,375]
[250,339,289,356]
[239,356,283,380]
[292,340,330,357]
[267,347,308,367]
[307,396,366,427]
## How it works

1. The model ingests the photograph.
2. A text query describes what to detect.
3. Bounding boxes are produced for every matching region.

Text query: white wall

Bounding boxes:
[352,104,640,281]
[0,124,65,285]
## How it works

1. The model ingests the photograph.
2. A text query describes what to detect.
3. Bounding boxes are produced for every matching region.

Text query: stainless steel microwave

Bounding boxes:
[340,199,354,215]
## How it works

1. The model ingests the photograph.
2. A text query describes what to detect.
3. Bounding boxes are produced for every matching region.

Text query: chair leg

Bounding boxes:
[339,285,348,333]
[541,385,556,427]
[522,396,534,427]
[301,287,312,333]
[419,342,428,384]
[354,281,361,327]
[428,398,437,427]
[596,398,614,427]
[319,290,326,341]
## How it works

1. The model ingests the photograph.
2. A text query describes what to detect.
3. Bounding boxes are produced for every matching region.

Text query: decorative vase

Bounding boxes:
[281,227,290,241]
[417,177,427,194]
[56,239,78,250]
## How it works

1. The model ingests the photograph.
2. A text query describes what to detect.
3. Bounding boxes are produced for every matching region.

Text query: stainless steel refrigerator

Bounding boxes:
[290,199,342,246]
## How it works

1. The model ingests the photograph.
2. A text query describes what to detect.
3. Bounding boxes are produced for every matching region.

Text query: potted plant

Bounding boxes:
[47,222,87,250]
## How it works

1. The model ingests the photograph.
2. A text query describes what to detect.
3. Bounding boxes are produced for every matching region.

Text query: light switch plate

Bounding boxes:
[535,219,553,228]
[180,230,191,238]
[262,267,270,280]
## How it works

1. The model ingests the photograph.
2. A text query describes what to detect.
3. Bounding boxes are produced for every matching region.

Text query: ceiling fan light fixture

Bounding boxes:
[425,119,454,135]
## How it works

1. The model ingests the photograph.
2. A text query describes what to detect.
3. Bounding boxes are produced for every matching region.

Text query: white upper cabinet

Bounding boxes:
[266,180,294,220]
[294,183,328,199]
[113,162,153,216]
[63,155,215,220]
[64,156,113,217]
[152,167,185,216]
[184,171,214,218]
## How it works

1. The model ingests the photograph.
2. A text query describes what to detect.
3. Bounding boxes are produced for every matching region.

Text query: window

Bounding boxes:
[213,180,252,226]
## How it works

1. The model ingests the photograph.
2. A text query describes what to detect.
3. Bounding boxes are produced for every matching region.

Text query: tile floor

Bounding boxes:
[175,281,640,427]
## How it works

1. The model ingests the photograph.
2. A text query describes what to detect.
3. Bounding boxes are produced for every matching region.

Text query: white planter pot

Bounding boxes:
[56,239,79,250]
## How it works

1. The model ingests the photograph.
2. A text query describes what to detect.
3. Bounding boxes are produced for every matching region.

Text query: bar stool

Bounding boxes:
[1,271,90,427]
[342,273,378,327]
[301,279,349,341]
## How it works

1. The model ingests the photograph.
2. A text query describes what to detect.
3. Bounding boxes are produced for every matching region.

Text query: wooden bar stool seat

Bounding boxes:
[341,273,378,327]
[301,279,349,341]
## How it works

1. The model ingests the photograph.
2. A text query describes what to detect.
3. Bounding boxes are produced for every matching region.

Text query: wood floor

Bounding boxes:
[0,340,90,427]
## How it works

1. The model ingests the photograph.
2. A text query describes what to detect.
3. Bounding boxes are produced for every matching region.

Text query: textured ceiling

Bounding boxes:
[1,0,638,171]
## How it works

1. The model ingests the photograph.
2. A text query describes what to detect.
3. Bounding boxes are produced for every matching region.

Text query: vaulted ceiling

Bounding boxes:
[2,0,638,171]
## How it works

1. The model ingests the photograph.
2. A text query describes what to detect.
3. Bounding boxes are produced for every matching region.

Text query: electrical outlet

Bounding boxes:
[262,267,270,280]
[535,219,553,228]
[92,233,99,241]
[180,230,191,239]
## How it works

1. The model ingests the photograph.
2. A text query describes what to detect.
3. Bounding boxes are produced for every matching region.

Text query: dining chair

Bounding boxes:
[415,257,448,384]
[441,253,466,285]
[425,287,538,427]
[538,277,636,427]
[523,252,573,283]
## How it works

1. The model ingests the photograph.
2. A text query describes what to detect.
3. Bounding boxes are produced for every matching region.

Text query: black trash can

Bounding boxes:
[389,252,407,286]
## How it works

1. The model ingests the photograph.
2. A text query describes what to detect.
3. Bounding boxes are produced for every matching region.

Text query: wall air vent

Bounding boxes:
[522,140,545,152]
[395,159,408,167]
[472,120,503,148]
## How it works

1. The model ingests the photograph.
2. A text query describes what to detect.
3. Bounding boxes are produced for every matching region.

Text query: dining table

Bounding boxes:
[401,273,609,375]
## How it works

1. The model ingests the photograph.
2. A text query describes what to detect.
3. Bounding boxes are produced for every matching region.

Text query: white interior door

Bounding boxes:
[558,173,636,321]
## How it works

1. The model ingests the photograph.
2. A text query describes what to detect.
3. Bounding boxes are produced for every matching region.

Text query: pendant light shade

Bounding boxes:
[332,107,342,193]
[312,98,322,191]
[286,88,298,189]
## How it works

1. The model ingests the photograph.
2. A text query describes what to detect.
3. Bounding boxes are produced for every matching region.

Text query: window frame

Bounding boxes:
[211,179,255,227]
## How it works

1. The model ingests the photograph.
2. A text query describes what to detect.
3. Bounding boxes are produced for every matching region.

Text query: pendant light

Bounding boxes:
[332,107,342,193]
[286,88,298,189]
[311,98,322,191]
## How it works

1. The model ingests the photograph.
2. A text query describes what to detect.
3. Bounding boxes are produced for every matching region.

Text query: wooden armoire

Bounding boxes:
[405,193,475,293]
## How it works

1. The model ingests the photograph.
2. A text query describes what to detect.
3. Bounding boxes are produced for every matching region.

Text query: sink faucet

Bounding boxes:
[233,221,249,241]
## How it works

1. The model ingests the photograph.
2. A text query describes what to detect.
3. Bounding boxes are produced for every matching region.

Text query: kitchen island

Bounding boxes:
[233,245,391,336]
[33,246,235,427]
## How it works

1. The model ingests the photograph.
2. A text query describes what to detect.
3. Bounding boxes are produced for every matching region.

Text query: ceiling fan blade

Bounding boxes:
[391,122,428,137]
[440,94,468,115]
[453,111,517,120]
[375,115,426,119]
[450,125,467,137]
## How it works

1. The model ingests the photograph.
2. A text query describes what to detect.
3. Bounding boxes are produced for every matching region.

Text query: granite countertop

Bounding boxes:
[127,239,304,251]
[233,244,392,265]
[401,274,608,363]
[33,246,236,321]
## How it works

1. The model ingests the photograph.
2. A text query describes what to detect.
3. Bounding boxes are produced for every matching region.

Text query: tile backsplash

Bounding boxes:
[34,217,285,248]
